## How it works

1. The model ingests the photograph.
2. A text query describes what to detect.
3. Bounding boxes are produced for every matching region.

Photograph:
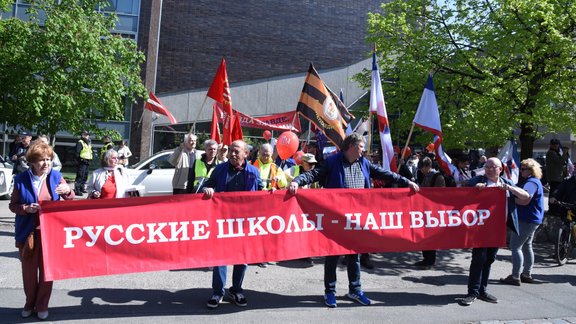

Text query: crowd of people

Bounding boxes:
[6,129,576,319]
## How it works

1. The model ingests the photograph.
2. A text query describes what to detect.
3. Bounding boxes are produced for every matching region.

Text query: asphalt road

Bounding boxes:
[0,198,575,324]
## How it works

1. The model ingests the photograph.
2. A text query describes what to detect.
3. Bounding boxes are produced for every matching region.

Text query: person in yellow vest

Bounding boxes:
[100,135,114,158]
[250,143,287,268]
[188,139,220,193]
[74,130,93,196]
[285,153,320,189]
[251,143,288,190]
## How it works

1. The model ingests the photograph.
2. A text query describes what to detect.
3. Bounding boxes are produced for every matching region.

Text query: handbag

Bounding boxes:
[22,231,35,259]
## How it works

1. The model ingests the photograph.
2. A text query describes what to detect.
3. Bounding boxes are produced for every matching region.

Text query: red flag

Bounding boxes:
[207,58,234,145]
[210,104,221,143]
[230,111,243,142]
[145,92,177,124]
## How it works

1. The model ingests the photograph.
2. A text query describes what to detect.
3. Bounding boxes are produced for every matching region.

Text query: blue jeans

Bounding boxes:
[509,221,539,278]
[468,247,498,296]
[324,254,361,295]
[212,264,247,296]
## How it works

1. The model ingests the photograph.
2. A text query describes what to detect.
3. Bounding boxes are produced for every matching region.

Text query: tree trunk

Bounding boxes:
[519,121,535,160]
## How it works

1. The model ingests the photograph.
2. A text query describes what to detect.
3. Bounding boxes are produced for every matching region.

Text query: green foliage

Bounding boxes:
[357,0,576,158]
[0,0,147,138]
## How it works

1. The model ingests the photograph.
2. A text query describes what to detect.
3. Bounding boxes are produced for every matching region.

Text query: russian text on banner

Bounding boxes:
[40,187,506,280]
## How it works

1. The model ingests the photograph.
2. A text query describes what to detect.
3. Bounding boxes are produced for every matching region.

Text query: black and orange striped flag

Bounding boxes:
[297,64,354,147]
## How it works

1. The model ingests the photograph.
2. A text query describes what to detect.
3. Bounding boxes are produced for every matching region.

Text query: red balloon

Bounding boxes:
[293,150,305,165]
[263,130,272,140]
[276,131,299,160]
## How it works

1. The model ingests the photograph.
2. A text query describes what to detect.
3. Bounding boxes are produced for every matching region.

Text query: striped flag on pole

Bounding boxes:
[145,92,177,124]
[413,75,452,175]
[369,51,397,172]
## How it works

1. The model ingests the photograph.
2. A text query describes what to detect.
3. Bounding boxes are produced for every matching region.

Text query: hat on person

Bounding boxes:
[19,131,31,137]
[550,138,561,145]
[81,130,90,135]
[301,153,317,164]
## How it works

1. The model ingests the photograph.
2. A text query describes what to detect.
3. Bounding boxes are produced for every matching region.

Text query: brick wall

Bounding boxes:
[138,0,386,94]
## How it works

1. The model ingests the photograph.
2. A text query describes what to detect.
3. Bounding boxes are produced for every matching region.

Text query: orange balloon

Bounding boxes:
[277,131,299,160]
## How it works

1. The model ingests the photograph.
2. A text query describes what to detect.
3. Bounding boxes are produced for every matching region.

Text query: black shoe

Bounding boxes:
[361,260,375,270]
[458,294,476,306]
[226,290,247,307]
[520,274,535,283]
[478,292,498,303]
[74,189,83,196]
[500,275,520,286]
[206,295,222,308]
[414,260,434,270]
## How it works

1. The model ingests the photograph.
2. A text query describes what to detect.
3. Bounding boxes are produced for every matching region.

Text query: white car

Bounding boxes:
[0,158,14,200]
[125,150,175,196]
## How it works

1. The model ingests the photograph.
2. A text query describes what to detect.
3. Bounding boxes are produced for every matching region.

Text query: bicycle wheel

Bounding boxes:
[555,224,572,265]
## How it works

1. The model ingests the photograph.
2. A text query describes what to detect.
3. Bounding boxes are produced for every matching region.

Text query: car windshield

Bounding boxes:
[128,151,173,169]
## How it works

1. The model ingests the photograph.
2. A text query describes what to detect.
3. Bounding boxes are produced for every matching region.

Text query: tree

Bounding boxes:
[357,0,576,159]
[0,0,147,139]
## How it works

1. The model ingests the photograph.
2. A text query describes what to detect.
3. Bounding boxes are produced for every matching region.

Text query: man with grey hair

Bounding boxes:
[202,140,263,309]
[252,143,287,190]
[168,133,200,194]
[187,139,220,193]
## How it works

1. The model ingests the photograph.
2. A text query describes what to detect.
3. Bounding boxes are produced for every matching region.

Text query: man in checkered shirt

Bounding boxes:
[289,133,419,308]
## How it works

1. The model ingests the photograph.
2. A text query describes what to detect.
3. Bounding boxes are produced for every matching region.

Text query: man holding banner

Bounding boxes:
[289,133,419,308]
[458,157,528,306]
[202,140,263,309]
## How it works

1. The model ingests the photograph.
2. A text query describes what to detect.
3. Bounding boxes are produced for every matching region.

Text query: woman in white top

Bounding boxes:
[117,140,132,166]
[87,149,130,199]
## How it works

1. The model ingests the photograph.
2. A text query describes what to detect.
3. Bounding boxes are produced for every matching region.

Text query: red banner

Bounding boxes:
[215,103,301,133]
[40,188,506,281]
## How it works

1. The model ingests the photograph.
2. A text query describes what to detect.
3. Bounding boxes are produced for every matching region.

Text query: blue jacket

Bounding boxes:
[14,170,63,244]
[294,152,409,189]
[467,175,520,234]
[204,160,262,192]
[517,177,545,224]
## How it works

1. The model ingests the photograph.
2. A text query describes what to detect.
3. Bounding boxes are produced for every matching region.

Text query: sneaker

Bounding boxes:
[324,293,337,308]
[346,291,371,306]
[478,292,498,304]
[458,294,476,306]
[37,311,49,320]
[520,274,535,283]
[206,295,223,309]
[226,290,247,307]
[21,309,33,318]
[500,275,521,286]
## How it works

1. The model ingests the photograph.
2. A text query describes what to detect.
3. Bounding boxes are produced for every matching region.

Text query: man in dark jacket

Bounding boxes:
[202,140,263,309]
[289,133,419,308]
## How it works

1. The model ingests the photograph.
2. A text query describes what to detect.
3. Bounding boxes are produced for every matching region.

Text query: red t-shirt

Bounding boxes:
[100,173,117,199]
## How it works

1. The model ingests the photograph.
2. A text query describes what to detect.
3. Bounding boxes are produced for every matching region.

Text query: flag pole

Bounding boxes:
[400,123,416,166]
[366,43,377,157]
[191,95,209,133]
